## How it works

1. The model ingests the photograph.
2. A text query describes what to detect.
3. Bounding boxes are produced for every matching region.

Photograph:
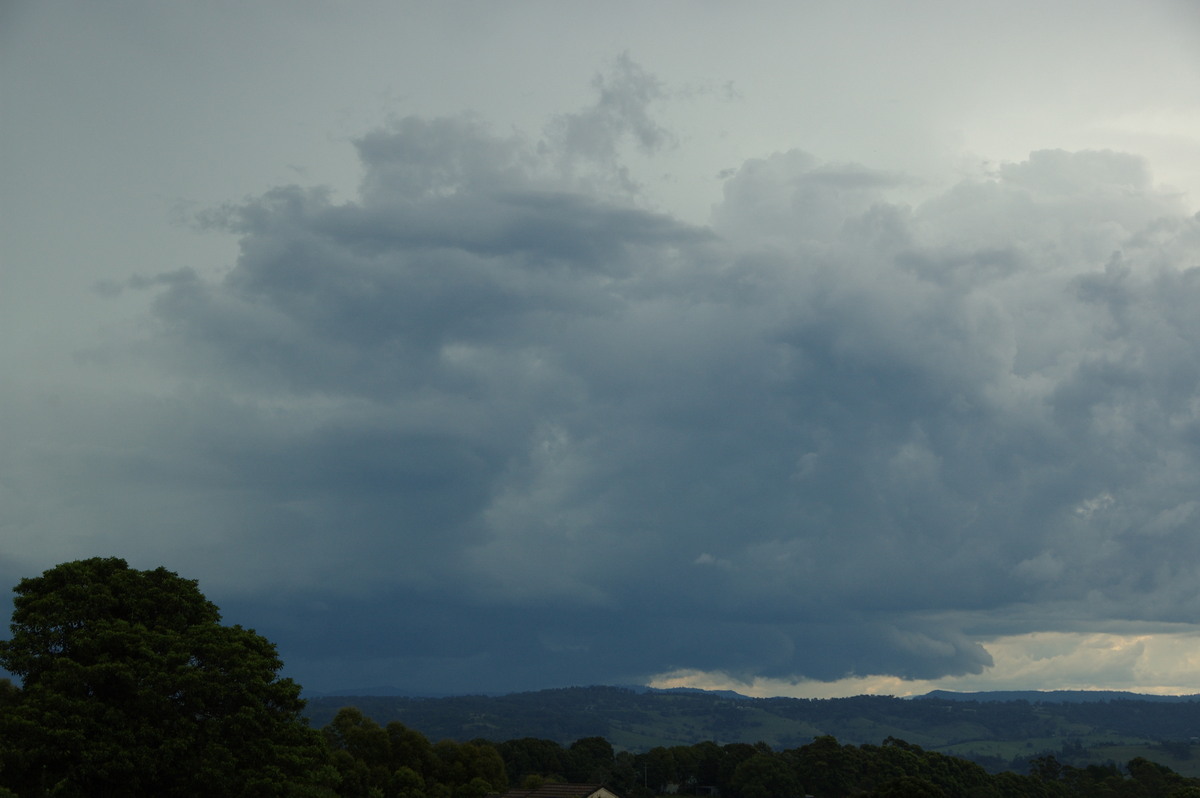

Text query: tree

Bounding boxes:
[0,557,337,797]
[642,746,678,792]
[567,736,614,783]
[868,775,947,798]
[795,736,859,798]
[730,751,802,798]
[325,707,394,796]
[496,737,567,784]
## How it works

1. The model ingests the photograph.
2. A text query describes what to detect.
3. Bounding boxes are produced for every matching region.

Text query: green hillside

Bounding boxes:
[305,686,1200,774]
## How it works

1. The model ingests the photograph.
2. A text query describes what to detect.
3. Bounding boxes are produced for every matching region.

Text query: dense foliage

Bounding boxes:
[321,706,509,798]
[0,558,336,796]
[322,726,1200,798]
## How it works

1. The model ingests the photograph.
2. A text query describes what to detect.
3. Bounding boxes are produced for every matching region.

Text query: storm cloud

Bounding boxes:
[21,68,1193,694]
[4,5,1200,696]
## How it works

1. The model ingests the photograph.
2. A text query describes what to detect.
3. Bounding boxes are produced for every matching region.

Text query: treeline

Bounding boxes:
[304,686,1200,753]
[318,705,1200,798]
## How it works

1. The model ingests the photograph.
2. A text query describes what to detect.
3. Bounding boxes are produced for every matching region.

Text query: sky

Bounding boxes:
[4,1,1200,699]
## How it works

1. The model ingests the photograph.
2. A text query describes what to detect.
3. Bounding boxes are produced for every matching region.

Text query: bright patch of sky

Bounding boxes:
[652,630,1200,698]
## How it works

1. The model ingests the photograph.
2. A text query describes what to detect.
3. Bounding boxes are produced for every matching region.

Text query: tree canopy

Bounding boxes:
[0,557,336,796]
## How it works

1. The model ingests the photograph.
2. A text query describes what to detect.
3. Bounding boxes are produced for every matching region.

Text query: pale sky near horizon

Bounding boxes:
[5,1,1200,698]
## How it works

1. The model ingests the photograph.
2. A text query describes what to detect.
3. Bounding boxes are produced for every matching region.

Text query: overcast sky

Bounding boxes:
[5,1,1200,698]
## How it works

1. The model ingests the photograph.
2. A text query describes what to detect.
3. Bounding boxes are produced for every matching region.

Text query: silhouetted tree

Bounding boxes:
[0,557,336,796]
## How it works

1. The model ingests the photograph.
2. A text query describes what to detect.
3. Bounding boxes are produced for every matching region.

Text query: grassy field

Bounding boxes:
[1088,744,1200,778]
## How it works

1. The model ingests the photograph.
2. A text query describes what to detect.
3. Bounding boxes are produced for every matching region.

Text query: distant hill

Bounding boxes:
[306,683,754,701]
[646,686,754,700]
[306,685,464,699]
[921,689,1200,703]
[303,684,1200,776]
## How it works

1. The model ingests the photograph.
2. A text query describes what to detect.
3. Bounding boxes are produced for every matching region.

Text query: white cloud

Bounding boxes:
[652,630,1200,698]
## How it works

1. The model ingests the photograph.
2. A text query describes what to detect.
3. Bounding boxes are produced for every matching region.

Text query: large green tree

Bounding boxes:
[0,557,337,797]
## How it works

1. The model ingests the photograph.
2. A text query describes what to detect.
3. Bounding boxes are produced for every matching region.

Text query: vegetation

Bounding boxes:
[0,558,337,796]
[318,727,1200,798]
[304,686,1200,774]
[6,559,1200,797]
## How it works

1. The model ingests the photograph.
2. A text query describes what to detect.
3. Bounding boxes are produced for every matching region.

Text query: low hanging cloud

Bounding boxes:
[18,60,1200,694]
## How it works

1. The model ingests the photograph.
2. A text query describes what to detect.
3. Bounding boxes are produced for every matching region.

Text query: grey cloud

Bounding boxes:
[355,116,535,202]
[148,134,1200,690]
[92,268,199,298]
[999,148,1152,195]
[711,151,918,252]
[349,56,675,207]
[546,53,676,164]
[19,58,1200,693]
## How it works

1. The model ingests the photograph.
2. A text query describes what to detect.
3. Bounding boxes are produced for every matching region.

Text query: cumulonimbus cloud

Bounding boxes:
[29,60,1200,693]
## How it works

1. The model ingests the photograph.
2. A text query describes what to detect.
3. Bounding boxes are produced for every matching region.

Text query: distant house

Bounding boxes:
[491,784,623,798]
